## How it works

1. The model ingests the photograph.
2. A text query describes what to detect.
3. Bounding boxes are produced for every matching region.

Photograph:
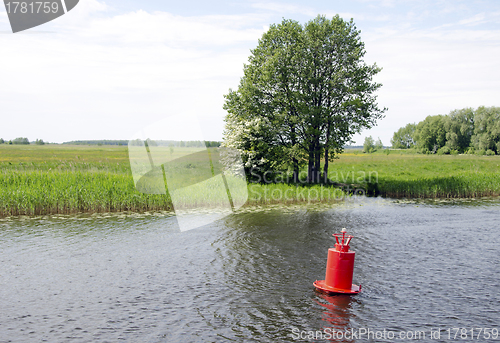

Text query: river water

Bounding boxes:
[1,197,499,342]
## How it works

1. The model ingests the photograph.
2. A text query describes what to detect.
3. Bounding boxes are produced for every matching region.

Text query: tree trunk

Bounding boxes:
[314,149,321,183]
[323,147,329,183]
[308,143,314,183]
[323,121,330,183]
[293,158,298,183]
[291,125,299,183]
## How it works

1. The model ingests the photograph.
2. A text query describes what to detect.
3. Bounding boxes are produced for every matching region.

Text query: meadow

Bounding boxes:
[0,144,171,217]
[0,145,499,217]
[331,149,500,198]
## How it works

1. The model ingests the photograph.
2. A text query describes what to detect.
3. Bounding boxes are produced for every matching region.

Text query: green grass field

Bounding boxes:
[1,145,499,217]
[0,144,172,216]
[331,150,500,198]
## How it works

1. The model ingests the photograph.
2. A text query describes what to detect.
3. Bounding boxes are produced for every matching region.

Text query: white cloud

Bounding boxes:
[0,6,269,142]
[1,0,499,146]
[458,13,486,26]
[250,2,316,16]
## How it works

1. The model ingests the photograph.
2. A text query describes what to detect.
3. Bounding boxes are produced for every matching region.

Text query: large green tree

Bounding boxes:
[414,115,446,153]
[443,108,474,152]
[391,123,416,149]
[223,15,385,183]
[471,106,500,153]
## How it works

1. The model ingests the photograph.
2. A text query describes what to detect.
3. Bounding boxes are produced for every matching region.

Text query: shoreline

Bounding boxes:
[1,145,500,218]
[1,193,500,221]
[1,181,500,218]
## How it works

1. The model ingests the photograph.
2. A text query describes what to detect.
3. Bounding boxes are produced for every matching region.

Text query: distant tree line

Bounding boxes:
[0,137,43,145]
[391,106,500,155]
[63,140,129,146]
[0,138,221,147]
[129,139,221,148]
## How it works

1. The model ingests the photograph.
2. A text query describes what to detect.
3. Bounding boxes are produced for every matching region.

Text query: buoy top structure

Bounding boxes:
[313,228,361,295]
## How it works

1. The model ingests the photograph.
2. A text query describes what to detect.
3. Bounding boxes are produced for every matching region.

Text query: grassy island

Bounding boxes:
[1,145,499,217]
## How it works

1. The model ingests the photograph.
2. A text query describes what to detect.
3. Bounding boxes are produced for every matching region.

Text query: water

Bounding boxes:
[1,198,499,342]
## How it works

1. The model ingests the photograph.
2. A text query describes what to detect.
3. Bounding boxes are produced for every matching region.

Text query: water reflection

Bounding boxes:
[1,198,500,342]
[314,292,357,342]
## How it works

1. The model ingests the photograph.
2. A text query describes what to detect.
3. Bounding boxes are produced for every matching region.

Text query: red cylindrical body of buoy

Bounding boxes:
[313,229,361,295]
[325,245,355,290]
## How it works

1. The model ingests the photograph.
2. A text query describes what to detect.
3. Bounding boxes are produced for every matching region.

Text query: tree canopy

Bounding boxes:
[391,123,416,149]
[12,137,30,145]
[223,15,385,183]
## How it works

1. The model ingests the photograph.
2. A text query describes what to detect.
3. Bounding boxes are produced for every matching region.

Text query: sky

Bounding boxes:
[1,0,499,145]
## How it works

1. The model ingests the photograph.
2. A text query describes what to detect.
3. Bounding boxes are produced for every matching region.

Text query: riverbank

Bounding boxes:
[0,145,345,217]
[1,145,499,217]
[325,150,500,198]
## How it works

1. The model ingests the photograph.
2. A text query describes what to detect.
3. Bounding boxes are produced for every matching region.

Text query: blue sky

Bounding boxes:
[1,0,499,144]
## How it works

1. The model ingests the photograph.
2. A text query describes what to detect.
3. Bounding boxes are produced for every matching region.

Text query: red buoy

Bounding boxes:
[313,228,361,295]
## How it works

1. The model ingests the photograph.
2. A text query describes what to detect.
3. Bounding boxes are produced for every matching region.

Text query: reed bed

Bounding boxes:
[379,173,500,198]
[0,145,172,217]
[1,145,499,217]
[0,169,172,216]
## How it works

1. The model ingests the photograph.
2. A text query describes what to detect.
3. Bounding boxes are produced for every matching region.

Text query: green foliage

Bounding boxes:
[0,145,172,217]
[444,108,474,152]
[328,151,500,198]
[437,146,451,155]
[35,139,45,145]
[471,106,500,154]
[486,149,495,156]
[363,136,375,153]
[414,115,446,153]
[205,141,221,148]
[2,145,500,217]
[12,137,30,145]
[223,15,385,182]
[63,140,129,146]
[465,147,475,154]
[64,139,219,148]
[391,123,416,149]
[0,138,4,144]
[375,138,384,151]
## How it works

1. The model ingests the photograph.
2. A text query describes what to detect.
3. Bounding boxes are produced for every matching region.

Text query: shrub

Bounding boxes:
[485,149,495,156]
[12,137,29,145]
[476,149,486,156]
[437,146,451,155]
[363,136,375,153]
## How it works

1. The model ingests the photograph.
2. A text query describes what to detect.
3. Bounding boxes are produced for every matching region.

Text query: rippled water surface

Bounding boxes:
[1,198,499,342]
